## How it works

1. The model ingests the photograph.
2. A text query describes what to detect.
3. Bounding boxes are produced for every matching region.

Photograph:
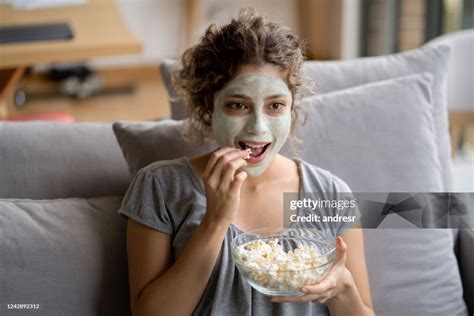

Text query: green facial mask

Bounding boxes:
[212,73,292,177]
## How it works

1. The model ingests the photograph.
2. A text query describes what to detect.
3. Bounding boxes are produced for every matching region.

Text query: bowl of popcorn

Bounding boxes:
[231,227,336,296]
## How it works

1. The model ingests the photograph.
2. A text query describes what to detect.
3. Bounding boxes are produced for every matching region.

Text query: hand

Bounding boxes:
[272,236,351,304]
[201,147,248,227]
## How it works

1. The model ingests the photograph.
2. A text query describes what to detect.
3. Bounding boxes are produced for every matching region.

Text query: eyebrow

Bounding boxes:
[265,94,288,100]
[224,94,288,100]
[225,94,252,100]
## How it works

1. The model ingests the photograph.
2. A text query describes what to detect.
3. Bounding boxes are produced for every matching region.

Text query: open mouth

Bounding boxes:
[238,141,271,158]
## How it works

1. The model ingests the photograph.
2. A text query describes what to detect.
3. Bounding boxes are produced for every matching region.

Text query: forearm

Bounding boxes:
[326,270,374,316]
[133,218,228,316]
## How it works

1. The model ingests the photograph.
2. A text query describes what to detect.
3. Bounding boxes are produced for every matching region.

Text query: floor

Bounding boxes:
[6,65,170,122]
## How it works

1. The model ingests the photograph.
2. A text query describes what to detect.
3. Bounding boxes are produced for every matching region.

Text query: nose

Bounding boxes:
[245,112,269,135]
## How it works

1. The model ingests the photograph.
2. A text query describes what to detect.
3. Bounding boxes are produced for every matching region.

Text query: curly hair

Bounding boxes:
[174,8,307,144]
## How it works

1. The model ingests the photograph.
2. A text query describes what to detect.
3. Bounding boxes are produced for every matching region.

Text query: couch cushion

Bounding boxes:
[302,44,452,191]
[0,122,131,199]
[364,228,467,316]
[425,29,474,111]
[0,196,129,316]
[161,45,452,190]
[293,73,442,192]
[113,119,217,177]
[294,73,465,314]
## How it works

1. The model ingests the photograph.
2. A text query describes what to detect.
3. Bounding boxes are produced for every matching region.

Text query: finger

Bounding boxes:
[313,296,329,304]
[209,149,248,182]
[221,158,247,187]
[202,147,236,179]
[229,170,247,194]
[300,277,335,295]
[334,236,347,265]
[202,147,237,180]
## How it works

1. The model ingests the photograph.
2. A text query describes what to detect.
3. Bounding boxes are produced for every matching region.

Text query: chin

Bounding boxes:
[243,165,267,177]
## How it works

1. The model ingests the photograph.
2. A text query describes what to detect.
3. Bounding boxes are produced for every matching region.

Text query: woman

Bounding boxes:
[120,9,374,316]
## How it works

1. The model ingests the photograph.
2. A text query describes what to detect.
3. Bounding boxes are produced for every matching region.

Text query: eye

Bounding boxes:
[226,103,248,110]
[268,103,286,111]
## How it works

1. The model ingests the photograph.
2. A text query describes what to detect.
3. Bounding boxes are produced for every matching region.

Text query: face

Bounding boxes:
[212,64,293,177]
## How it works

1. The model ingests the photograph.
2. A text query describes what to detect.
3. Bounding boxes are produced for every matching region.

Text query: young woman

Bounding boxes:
[120,9,374,316]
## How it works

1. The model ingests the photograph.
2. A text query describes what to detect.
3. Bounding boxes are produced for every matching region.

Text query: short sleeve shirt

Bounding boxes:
[119,157,360,316]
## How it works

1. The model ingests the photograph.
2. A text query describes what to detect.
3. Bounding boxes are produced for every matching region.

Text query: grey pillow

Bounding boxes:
[294,73,442,192]
[160,45,452,190]
[364,228,467,316]
[0,122,131,199]
[302,44,451,191]
[295,71,464,314]
[0,196,129,316]
[113,120,217,177]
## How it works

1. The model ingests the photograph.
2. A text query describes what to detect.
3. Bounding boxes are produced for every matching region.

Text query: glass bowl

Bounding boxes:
[231,227,336,296]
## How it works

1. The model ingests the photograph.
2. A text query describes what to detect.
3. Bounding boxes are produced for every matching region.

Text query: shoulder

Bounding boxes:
[137,157,193,180]
[138,157,189,175]
[298,159,352,193]
[132,157,202,195]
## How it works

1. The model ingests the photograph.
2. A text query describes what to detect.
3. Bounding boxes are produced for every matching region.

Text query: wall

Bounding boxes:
[91,0,300,68]
[340,0,361,59]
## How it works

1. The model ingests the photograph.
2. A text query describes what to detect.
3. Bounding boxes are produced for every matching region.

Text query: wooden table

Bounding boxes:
[0,0,142,119]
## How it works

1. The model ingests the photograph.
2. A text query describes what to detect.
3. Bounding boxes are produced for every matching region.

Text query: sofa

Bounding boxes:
[1,43,473,316]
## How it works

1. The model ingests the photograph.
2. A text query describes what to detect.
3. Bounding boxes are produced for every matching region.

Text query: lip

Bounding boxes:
[239,140,272,147]
[237,142,272,165]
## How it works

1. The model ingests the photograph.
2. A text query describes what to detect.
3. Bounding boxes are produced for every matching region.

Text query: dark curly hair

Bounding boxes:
[174,8,307,143]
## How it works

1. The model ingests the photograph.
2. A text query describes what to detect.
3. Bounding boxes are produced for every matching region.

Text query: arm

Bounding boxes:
[325,229,374,316]
[127,217,229,316]
[127,148,249,316]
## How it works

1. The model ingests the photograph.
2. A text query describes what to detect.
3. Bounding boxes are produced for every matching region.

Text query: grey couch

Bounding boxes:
[1,44,473,316]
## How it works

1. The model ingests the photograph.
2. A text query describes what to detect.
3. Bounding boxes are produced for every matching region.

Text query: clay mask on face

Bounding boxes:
[212,72,293,177]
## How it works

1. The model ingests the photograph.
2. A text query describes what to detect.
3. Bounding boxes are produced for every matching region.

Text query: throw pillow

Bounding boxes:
[113,119,217,177]
[0,196,130,316]
[293,72,442,192]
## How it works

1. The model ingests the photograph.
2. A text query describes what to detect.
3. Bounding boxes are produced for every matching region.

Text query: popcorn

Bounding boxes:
[234,239,330,293]
[244,148,252,160]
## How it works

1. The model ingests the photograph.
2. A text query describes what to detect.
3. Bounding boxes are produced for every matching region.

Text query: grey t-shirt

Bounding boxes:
[119,157,359,316]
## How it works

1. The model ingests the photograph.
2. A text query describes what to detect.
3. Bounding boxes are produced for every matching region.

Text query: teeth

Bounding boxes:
[243,143,268,149]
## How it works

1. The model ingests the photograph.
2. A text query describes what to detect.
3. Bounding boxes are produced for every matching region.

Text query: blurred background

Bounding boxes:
[0,0,473,188]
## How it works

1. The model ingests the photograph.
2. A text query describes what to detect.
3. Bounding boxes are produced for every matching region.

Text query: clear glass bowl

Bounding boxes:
[231,227,336,296]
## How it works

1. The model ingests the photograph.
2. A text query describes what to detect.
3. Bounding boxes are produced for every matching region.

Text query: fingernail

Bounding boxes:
[301,288,308,293]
